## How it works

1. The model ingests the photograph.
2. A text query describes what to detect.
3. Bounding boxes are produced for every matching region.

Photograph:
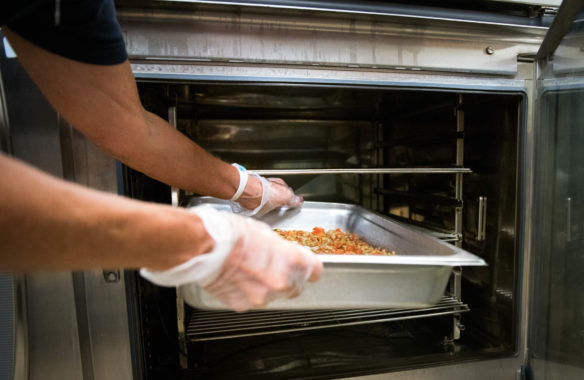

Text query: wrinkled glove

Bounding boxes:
[140,205,323,311]
[232,173,303,218]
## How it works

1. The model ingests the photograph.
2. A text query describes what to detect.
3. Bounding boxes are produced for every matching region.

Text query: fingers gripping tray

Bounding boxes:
[181,199,486,309]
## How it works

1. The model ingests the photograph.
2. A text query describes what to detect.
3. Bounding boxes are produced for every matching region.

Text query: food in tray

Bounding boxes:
[274,227,396,256]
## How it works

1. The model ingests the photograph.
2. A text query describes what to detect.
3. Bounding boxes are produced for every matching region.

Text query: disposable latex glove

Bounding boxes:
[140,205,323,311]
[233,174,303,218]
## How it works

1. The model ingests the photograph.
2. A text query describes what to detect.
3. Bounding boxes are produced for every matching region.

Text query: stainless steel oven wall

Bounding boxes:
[118,2,542,378]
[0,36,134,380]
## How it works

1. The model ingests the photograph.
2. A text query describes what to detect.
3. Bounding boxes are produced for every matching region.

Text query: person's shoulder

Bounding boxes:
[6,0,128,65]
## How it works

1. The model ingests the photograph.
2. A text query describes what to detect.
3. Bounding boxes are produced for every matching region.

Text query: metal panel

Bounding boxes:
[0,48,11,154]
[0,275,16,380]
[123,0,557,27]
[59,123,135,380]
[345,359,523,380]
[25,274,84,380]
[529,1,584,378]
[131,62,533,90]
[118,4,547,75]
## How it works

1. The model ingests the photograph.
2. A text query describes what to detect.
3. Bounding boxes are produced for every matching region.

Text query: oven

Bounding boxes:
[1,1,583,380]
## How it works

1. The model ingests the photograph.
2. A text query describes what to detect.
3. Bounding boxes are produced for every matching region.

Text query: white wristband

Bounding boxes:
[230,163,248,201]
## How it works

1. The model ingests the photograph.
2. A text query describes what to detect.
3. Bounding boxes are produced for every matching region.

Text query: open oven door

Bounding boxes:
[529,1,584,379]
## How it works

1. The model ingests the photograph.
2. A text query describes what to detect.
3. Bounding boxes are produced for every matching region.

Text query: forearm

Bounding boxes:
[99,109,249,200]
[0,154,213,272]
[4,27,262,206]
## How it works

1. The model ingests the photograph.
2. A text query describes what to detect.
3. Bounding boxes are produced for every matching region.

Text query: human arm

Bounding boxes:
[0,154,322,309]
[2,27,301,213]
[0,153,213,271]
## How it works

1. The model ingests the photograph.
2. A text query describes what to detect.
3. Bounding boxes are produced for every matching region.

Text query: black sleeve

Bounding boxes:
[3,0,128,66]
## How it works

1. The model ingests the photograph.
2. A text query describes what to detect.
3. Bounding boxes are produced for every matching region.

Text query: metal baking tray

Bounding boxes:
[180,198,486,310]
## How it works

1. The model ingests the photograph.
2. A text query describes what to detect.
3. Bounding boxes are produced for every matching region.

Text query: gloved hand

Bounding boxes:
[140,205,323,311]
[232,173,303,218]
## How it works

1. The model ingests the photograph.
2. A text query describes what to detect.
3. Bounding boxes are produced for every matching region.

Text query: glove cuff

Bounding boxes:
[230,163,248,201]
[140,206,236,287]
[230,173,269,217]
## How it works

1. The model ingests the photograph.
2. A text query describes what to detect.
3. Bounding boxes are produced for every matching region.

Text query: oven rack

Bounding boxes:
[186,296,468,342]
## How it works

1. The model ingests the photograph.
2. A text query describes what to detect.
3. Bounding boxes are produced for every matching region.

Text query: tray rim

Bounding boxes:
[186,197,487,267]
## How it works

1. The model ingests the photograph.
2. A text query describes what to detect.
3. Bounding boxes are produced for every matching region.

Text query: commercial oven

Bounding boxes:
[1,1,583,380]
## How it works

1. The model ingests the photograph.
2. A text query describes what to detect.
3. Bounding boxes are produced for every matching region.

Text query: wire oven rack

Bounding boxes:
[186,296,468,342]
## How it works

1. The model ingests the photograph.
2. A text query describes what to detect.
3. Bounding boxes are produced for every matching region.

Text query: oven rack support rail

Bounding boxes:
[186,296,469,342]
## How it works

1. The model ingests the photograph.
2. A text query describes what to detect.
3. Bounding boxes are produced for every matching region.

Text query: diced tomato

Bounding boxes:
[312,227,325,235]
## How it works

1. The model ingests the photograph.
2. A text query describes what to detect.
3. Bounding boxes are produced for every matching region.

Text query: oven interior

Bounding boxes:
[125,82,522,379]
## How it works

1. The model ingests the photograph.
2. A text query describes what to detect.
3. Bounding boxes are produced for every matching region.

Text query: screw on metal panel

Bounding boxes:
[485,46,495,55]
[103,270,120,283]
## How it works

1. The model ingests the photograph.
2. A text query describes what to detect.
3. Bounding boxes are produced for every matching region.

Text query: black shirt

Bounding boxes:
[1,0,128,65]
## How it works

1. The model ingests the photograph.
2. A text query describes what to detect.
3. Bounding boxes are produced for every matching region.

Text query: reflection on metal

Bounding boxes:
[0,60,11,154]
[566,197,572,242]
[537,0,584,61]
[455,94,464,247]
[551,0,584,73]
[58,121,134,380]
[131,62,533,89]
[72,272,96,380]
[251,168,472,175]
[168,106,179,208]
[477,196,488,241]
[119,3,547,75]
[187,296,469,341]
[13,276,27,380]
[168,106,189,368]
[147,0,558,26]
[0,275,16,380]
[448,267,463,342]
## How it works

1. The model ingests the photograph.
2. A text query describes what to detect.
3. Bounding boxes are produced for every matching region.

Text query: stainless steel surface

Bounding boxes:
[250,168,473,175]
[124,0,555,28]
[547,0,584,74]
[168,106,180,208]
[13,278,27,380]
[0,275,16,380]
[59,122,134,380]
[537,0,584,60]
[187,296,468,341]
[552,25,584,73]
[169,106,189,368]
[131,62,534,88]
[518,58,537,372]
[0,56,10,154]
[449,267,463,341]
[529,6,584,375]
[119,3,547,75]
[344,359,523,380]
[566,196,572,242]
[530,359,584,380]
[455,94,464,247]
[26,274,84,380]
[182,199,485,310]
[477,196,488,241]
[495,0,561,5]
